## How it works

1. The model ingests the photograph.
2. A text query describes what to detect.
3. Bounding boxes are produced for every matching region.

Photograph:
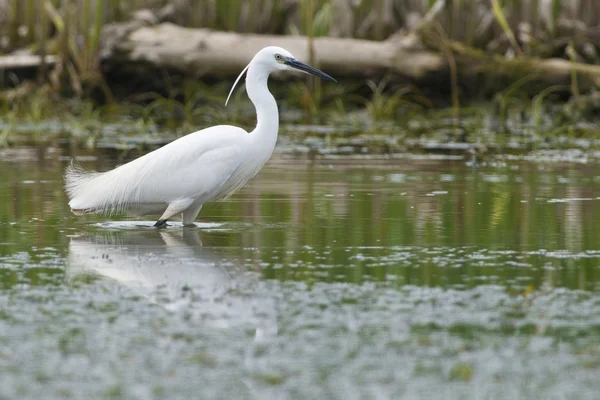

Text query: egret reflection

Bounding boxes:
[67,228,278,337]
[67,228,233,308]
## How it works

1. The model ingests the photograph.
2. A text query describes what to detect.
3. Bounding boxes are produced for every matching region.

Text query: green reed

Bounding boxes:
[4,0,596,53]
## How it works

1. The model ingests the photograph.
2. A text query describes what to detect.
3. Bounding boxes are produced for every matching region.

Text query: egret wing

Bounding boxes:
[66,125,248,213]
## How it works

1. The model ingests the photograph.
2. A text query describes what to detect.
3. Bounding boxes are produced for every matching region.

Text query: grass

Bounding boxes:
[362,78,430,121]
[490,0,523,57]
[3,0,598,68]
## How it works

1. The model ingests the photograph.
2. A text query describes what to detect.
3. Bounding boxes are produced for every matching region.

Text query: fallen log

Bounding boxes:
[100,22,446,81]
[445,41,600,96]
[100,21,600,97]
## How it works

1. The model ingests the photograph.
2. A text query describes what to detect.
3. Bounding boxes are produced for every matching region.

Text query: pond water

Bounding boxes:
[1,145,600,399]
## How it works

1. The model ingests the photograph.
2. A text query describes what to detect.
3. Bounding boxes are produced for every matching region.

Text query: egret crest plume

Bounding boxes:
[65,46,336,227]
[225,64,249,107]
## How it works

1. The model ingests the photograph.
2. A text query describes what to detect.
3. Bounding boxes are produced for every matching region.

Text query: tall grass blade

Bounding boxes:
[567,41,580,99]
[490,0,523,56]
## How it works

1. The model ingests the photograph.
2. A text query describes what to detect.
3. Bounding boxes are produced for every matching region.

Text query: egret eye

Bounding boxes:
[275,54,283,62]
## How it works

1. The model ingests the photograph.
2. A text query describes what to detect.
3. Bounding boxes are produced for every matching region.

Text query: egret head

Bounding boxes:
[251,46,295,72]
[252,46,336,81]
[225,46,336,106]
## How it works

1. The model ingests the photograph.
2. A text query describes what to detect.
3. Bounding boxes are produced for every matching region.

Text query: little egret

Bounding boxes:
[65,46,336,227]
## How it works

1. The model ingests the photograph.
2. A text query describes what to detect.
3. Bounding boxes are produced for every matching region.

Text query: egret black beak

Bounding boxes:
[285,58,337,82]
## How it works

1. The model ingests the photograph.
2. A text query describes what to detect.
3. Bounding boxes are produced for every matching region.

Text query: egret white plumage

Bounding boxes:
[65,46,336,227]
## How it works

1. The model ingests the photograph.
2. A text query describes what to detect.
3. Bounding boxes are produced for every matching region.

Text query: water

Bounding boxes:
[1,145,600,399]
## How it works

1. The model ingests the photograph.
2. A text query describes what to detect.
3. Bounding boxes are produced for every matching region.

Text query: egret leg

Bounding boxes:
[182,202,203,226]
[155,199,195,228]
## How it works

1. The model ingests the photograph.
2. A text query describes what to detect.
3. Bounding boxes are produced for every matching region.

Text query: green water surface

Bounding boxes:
[1,145,600,399]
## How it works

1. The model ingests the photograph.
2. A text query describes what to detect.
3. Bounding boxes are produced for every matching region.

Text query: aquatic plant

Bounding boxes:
[532,85,569,134]
[492,74,538,132]
[362,77,431,122]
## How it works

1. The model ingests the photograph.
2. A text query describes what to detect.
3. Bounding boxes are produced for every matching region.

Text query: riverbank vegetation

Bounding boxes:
[0,0,599,152]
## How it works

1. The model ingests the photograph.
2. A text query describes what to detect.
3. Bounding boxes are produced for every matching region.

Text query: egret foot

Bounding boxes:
[154,219,168,228]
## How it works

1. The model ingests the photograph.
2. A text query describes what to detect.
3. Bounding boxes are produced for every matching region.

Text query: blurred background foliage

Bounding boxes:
[2,0,598,57]
[0,0,599,148]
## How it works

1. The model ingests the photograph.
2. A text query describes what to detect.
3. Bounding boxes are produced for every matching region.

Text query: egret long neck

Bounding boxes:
[246,64,279,147]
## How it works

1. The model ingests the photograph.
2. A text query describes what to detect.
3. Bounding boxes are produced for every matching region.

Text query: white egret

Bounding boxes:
[65,46,336,227]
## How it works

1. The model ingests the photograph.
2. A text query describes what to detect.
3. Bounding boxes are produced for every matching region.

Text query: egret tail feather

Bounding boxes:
[64,160,141,215]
